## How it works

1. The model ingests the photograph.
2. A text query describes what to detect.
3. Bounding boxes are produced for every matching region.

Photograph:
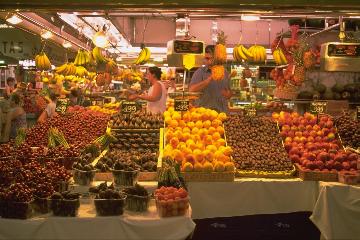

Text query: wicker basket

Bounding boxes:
[295,164,338,182]
[236,165,296,178]
[181,171,234,182]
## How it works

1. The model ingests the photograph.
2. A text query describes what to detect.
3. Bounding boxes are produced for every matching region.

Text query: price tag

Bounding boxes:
[245,108,257,117]
[356,106,360,120]
[121,101,137,114]
[183,54,195,70]
[55,99,69,114]
[174,99,190,112]
[310,101,327,114]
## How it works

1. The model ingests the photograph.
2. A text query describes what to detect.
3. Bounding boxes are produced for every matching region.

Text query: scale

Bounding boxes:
[320,42,360,72]
[166,40,205,68]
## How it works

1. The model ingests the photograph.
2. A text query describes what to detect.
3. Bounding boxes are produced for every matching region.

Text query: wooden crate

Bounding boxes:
[295,164,338,182]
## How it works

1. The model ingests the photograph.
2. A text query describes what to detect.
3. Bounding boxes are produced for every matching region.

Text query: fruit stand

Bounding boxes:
[1,1,360,240]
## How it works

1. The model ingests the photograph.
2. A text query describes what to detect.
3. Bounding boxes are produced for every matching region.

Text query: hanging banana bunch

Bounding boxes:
[233,45,254,62]
[75,66,89,77]
[92,47,109,64]
[272,48,288,65]
[74,49,91,66]
[248,45,267,63]
[35,52,52,71]
[134,44,151,65]
[55,63,77,76]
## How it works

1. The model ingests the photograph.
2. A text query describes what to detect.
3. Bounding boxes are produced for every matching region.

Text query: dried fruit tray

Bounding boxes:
[295,164,338,182]
[236,165,297,178]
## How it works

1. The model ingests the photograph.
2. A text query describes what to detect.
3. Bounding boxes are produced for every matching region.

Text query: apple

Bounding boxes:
[350,161,357,169]
[305,125,313,131]
[291,112,300,118]
[313,125,320,131]
[334,162,343,171]
[309,118,317,126]
[294,136,301,143]
[290,154,300,163]
[300,137,307,144]
[342,162,351,171]
[284,142,292,151]
[295,131,302,137]
[327,133,335,141]
[291,126,298,131]
[315,136,323,142]
[325,120,333,129]
[304,112,314,121]
[300,119,307,126]
[322,128,330,136]
[329,143,339,151]
[280,130,288,138]
[289,147,300,156]
[315,161,325,170]
[307,136,315,142]
[316,130,324,137]
[348,153,358,162]
[282,125,291,132]
[317,152,330,162]
[298,124,306,131]
[329,153,335,160]
[303,131,310,138]
[320,116,329,123]
[288,131,295,138]
[325,160,335,170]
[334,153,346,163]
[306,162,316,170]
[310,131,317,137]
[306,153,317,161]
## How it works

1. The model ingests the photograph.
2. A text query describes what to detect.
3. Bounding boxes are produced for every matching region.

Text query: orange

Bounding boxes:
[212,132,221,141]
[191,127,200,135]
[203,120,212,129]
[194,150,205,163]
[190,112,200,121]
[183,127,191,133]
[217,112,227,121]
[194,162,203,172]
[191,134,201,142]
[212,119,222,128]
[169,120,179,128]
[215,138,226,147]
[187,121,195,129]
[208,126,216,135]
[206,144,217,153]
[163,111,171,119]
[216,126,225,135]
[195,141,205,150]
[197,107,206,114]
[195,120,203,129]
[203,149,214,162]
[165,116,172,125]
[186,139,195,147]
[172,112,182,121]
[165,130,174,142]
[182,132,191,141]
[223,146,233,156]
[167,106,175,114]
[173,149,184,163]
[182,147,193,157]
[198,128,208,138]
[178,120,186,128]
[174,130,183,140]
[170,137,179,148]
[178,142,187,151]
[182,112,191,122]
[204,135,213,145]
[210,110,219,120]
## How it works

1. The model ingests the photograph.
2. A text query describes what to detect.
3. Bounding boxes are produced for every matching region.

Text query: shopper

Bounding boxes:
[38,92,58,123]
[128,66,167,114]
[189,45,232,113]
[4,77,16,99]
[0,93,27,142]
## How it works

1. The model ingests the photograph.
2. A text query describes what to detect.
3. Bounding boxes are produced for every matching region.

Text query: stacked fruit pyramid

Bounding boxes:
[163,107,235,176]
[273,112,359,179]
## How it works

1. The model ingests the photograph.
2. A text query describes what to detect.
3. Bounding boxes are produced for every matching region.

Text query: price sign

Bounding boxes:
[174,99,190,112]
[55,99,69,114]
[183,54,195,70]
[356,106,360,120]
[245,108,257,117]
[121,101,137,114]
[310,101,327,114]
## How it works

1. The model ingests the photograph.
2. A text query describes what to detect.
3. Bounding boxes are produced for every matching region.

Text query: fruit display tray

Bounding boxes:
[295,164,338,182]
[181,171,235,182]
[94,171,157,181]
[110,128,160,133]
[236,165,297,178]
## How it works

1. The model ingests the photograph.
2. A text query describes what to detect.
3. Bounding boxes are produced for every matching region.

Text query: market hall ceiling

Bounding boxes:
[2,0,360,14]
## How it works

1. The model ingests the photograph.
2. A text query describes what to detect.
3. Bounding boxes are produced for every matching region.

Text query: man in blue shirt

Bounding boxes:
[189,45,231,113]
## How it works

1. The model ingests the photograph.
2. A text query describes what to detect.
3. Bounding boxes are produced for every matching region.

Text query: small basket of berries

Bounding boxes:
[154,186,189,218]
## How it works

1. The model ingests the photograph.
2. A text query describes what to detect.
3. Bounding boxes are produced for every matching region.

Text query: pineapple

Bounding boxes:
[211,65,225,81]
[214,31,227,64]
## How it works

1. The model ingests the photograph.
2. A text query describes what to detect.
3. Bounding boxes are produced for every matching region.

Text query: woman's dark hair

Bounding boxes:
[10,93,21,105]
[148,67,162,80]
[7,77,15,83]
[49,92,57,101]
[205,45,215,55]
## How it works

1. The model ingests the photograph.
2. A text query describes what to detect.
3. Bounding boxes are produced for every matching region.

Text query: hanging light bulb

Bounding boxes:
[6,14,22,25]
[41,30,53,39]
[62,41,72,48]
[92,30,109,48]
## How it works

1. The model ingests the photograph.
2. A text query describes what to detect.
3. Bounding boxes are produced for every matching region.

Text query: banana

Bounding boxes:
[92,47,108,64]
[232,46,239,62]
[144,47,151,62]
[278,48,287,65]
[134,48,146,65]
[237,46,248,61]
[240,45,253,59]
[55,63,68,74]
[273,49,281,65]
[35,52,51,71]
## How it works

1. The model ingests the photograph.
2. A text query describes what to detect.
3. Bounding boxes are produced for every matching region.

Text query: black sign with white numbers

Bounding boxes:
[174,99,190,112]
[55,99,69,114]
[310,101,327,114]
[121,101,137,114]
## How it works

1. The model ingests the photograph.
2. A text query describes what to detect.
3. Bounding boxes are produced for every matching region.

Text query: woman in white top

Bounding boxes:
[128,67,167,114]
[38,92,58,123]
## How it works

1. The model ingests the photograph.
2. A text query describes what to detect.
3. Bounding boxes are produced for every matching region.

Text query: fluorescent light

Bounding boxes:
[62,41,72,48]
[6,14,22,25]
[0,60,5,64]
[41,31,53,39]
[92,31,109,48]
[241,15,260,21]
[116,57,122,62]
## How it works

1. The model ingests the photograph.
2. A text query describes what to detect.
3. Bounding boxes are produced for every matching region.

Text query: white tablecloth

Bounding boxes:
[0,200,195,240]
[188,178,319,219]
[310,182,360,240]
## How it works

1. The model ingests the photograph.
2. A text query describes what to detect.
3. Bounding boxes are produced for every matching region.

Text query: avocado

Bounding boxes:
[331,83,345,93]
[297,91,313,100]
[314,83,327,94]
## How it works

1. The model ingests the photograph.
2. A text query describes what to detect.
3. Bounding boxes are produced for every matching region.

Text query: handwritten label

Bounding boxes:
[310,101,327,114]
[245,108,257,117]
[55,99,69,114]
[174,99,190,112]
[121,101,137,114]
[356,106,360,120]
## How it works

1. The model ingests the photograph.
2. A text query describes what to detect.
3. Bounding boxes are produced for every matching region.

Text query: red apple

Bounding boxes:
[306,162,316,170]
[350,161,357,170]
[342,162,351,171]
[325,160,335,170]
[315,160,325,170]
[294,136,301,143]
[315,136,323,142]
[322,128,330,136]
[310,131,317,137]
[334,162,343,171]
[288,131,295,138]
[300,119,307,126]
[334,153,346,163]
[290,154,300,163]
[348,153,358,162]
[291,126,298,131]
[316,130,324,137]
[307,153,317,161]
[280,130,288,138]
[325,120,333,128]
[289,147,300,156]
[303,131,310,137]
[300,137,307,144]
[320,116,329,123]
[298,124,306,131]
[284,137,293,143]
[284,142,292,151]
[307,136,315,142]
[317,151,330,162]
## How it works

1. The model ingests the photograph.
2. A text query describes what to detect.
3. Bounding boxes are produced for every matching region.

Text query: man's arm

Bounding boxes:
[189,68,212,92]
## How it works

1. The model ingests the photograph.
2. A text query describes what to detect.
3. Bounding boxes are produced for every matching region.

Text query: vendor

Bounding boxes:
[0,93,27,142]
[4,77,16,99]
[189,45,232,113]
[38,92,58,123]
[128,67,167,114]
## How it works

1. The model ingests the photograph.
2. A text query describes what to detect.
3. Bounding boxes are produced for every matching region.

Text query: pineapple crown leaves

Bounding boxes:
[216,31,227,45]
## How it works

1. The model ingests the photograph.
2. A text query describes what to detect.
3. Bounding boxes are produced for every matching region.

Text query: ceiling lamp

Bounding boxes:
[92,30,109,48]
[62,41,72,48]
[41,30,53,39]
[6,14,22,25]
[241,15,260,21]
